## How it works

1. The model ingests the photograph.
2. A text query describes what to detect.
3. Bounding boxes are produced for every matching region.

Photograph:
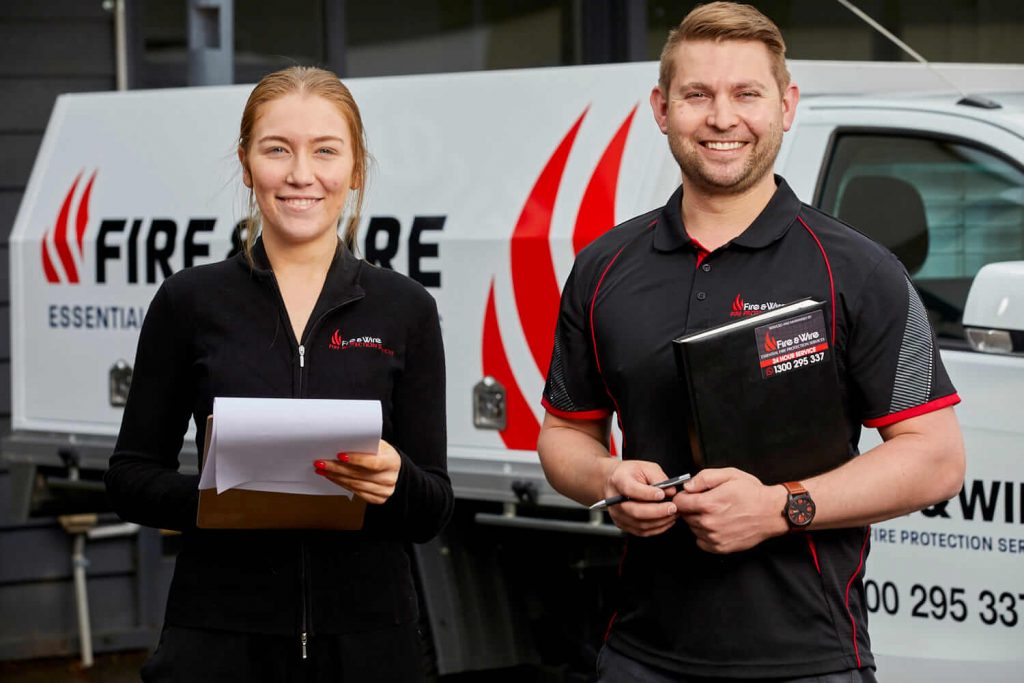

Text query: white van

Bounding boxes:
[5,60,1024,680]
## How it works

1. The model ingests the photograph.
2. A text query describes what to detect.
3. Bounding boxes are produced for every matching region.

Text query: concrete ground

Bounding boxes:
[0,652,569,682]
[0,651,148,683]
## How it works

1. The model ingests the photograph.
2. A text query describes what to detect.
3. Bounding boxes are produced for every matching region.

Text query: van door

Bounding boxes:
[783,105,1024,680]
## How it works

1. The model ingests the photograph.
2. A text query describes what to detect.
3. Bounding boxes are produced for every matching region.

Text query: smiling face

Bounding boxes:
[239,92,357,253]
[651,39,798,198]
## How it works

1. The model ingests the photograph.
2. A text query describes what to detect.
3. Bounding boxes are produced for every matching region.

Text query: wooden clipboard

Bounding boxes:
[196,416,366,530]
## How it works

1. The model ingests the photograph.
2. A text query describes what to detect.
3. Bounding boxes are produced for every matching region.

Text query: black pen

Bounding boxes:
[589,474,692,511]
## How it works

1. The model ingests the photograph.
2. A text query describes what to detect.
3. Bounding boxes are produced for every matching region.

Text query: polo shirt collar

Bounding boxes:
[653,175,802,252]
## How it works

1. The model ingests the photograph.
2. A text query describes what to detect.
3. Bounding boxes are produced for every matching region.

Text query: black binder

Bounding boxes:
[672,299,850,485]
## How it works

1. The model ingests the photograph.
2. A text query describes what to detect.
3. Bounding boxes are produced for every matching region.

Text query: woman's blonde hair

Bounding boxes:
[237,66,369,261]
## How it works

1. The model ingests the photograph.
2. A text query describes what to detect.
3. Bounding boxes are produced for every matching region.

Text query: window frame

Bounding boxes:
[812,125,1024,351]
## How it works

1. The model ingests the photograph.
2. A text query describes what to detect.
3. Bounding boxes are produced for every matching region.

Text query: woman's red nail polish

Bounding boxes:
[337,453,350,463]
[314,460,326,469]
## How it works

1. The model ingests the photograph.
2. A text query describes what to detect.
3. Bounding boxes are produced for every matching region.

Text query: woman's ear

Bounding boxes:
[238,147,252,188]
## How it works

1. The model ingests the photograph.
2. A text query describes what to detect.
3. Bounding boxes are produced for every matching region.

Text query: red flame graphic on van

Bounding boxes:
[482,106,637,451]
[41,170,97,284]
[764,331,778,353]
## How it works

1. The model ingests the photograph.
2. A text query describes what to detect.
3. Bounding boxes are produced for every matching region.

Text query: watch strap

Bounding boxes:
[782,481,807,497]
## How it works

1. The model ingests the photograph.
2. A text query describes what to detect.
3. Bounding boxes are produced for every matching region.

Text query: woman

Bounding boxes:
[105,66,453,682]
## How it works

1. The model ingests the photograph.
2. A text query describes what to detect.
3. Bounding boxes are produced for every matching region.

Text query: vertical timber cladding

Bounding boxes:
[0,1,127,664]
[0,0,117,425]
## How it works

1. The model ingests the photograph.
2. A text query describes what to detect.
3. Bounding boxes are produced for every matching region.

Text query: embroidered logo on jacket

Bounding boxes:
[729,294,783,318]
[328,329,394,356]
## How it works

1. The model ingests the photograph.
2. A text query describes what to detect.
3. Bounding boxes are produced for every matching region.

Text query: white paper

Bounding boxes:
[198,397,382,497]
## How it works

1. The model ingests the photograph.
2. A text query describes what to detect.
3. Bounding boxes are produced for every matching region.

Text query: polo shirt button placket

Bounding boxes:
[696,291,707,301]
[702,263,712,272]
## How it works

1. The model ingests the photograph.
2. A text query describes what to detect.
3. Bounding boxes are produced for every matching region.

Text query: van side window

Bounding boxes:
[818,133,1024,346]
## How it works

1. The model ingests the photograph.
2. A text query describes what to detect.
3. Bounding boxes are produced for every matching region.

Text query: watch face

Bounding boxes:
[787,493,815,527]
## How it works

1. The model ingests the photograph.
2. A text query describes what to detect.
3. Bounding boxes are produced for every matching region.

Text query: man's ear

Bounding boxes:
[650,85,669,135]
[238,147,252,188]
[781,83,800,132]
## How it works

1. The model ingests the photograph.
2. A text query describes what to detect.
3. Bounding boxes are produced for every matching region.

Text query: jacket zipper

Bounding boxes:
[298,339,308,660]
[300,543,310,660]
[292,295,363,662]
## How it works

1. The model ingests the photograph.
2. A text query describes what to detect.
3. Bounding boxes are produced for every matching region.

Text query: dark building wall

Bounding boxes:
[0,0,116,429]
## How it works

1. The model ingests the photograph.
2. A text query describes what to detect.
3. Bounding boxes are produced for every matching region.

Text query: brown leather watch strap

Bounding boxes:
[782,481,807,496]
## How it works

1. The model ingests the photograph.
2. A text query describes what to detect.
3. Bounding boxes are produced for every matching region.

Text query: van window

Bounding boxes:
[818,133,1024,345]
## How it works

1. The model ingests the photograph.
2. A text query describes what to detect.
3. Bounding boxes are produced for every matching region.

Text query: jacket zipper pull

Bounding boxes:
[299,344,305,368]
[301,631,308,660]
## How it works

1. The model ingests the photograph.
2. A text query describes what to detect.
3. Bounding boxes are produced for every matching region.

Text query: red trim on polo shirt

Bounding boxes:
[589,247,627,379]
[805,535,821,574]
[863,393,961,428]
[605,537,630,641]
[690,236,710,269]
[590,244,631,449]
[541,397,612,421]
[604,612,619,642]
[797,216,837,344]
[843,527,871,668]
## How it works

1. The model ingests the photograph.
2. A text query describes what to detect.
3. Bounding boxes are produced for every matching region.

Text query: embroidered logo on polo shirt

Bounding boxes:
[328,328,395,356]
[729,294,784,318]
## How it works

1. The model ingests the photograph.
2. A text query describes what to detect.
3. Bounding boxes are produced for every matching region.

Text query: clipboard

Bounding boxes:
[196,416,367,530]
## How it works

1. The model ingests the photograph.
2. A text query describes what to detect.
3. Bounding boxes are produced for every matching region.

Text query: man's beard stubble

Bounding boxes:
[668,120,782,197]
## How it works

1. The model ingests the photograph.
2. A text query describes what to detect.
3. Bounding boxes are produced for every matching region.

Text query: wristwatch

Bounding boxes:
[782,481,815,530]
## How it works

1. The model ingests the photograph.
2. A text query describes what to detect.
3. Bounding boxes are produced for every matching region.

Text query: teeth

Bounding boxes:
[705,141,744,150]
[282,198,318,209]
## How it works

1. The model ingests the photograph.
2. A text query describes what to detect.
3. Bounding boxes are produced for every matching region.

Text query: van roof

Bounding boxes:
[800,91,1024,134]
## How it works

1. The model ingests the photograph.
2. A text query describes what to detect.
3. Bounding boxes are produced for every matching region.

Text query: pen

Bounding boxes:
[589,474,692,511]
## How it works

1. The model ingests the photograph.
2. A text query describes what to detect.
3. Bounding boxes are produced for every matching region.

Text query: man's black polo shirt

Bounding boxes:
[542,178,959,678]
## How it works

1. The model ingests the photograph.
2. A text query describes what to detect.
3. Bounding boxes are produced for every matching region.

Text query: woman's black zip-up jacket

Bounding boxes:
[105,239,453,636]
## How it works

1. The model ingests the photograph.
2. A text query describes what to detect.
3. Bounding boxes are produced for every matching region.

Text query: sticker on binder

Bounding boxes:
[755,309,830,379]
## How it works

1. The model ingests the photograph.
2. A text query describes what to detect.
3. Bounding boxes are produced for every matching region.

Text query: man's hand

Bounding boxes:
[537,413,677,536]
[674,467,787,553]
[604,460,681,537]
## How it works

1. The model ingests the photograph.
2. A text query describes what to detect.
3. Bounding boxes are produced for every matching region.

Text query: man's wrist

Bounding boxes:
[768,484,791,536]
[597,456,621,498]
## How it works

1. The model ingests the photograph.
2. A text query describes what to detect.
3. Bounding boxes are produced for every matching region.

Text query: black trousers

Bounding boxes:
[597,644,879,683]
[141,623,427,683]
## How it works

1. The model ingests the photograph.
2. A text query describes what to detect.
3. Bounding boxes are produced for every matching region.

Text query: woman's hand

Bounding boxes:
[314,439,402,505]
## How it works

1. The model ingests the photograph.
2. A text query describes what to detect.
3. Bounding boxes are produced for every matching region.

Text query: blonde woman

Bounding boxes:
[106,67,451,682]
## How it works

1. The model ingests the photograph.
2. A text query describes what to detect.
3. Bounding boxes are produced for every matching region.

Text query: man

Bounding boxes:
[537,2,965,681]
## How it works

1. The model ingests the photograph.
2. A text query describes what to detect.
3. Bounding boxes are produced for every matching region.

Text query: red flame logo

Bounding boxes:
[732,294,744,313]
[41,170,97,284]
[764,331,778,353]
[481,106,637,451]
[329,328,342,350]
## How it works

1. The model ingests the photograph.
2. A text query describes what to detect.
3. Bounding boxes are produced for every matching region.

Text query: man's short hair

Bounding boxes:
[658,1,790,94]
